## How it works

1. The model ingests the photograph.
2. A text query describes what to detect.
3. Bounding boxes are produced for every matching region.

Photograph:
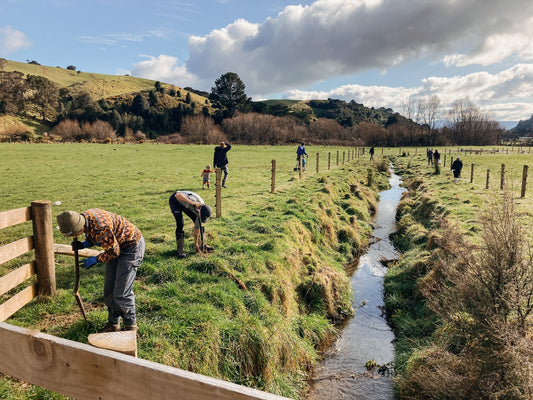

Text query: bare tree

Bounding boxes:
[446,97,501,145]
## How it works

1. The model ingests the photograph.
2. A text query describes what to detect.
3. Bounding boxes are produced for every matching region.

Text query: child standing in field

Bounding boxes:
[201,165,215,189]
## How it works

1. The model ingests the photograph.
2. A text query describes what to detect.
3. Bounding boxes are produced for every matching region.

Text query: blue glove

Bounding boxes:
[81,256,98,269]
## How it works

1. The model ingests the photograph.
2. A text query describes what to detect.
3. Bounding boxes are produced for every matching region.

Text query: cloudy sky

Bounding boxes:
[1,0,532,126]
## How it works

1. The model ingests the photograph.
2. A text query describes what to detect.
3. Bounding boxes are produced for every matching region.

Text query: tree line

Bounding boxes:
[0,61,505,146]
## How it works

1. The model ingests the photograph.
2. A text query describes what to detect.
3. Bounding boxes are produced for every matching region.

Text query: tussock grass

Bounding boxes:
[385,147,533,399]
[0,143,386,398]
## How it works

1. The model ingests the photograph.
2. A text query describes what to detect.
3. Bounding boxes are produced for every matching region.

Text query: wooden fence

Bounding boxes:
[0,200,55,321]
[0,202,290,400]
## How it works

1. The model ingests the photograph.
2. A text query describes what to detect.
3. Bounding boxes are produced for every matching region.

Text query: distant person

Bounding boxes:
[169,190,213,258]
[369,147,375,160]
[433,149,440,164]
[296,142,308,171]
[201,164,215,189]
[57,209,145,333]
[427,148,433,166]
[451,157,463,183]
[213,141,232,188]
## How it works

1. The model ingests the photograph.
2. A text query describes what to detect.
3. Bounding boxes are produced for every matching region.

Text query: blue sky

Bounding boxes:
[1,0,533,126]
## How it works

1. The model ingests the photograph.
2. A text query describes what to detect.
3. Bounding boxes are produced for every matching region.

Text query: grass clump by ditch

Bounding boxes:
[386,151,533,399]
[0,143,388,399]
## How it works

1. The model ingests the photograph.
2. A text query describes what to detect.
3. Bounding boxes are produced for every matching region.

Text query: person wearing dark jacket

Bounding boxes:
[451,157,463,183]
[213,141,232,188]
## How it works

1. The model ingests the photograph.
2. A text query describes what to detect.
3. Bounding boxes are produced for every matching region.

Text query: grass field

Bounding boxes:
[2,143,532,399]
[1,142,387,399]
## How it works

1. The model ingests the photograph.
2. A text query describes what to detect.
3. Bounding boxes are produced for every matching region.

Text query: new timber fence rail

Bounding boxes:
[0,201,290,400]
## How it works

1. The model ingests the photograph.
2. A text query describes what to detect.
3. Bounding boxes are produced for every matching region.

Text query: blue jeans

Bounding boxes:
[104,236,145,325]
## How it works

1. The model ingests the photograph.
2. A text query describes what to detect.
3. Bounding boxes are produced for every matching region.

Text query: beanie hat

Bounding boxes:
[200,204,211,223]
[57,211,85,237]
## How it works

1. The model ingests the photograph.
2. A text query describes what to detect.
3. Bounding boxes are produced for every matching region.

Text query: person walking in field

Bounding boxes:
[296,142,308,171]
[201,164,215,189]
[169,190,213,258]
[432,149,440,164]
[369,146,375,160]
[213,141,231,188]
[427,148,433,165]
[451,157,463,183]
[57,209,145,333]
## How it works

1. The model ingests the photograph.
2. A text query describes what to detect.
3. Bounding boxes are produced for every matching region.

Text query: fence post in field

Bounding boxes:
[500,164,505,190]
[342,151,345,165]
[271,160,276,194]
[336,151,339,166]
[470,164,474,183]
[443,154,446,168]
[316,153,319,173]
[328,152,331,170]
[521,165,529,198]
[486,169,490,189]
[299,157,303,180]
[215,168,222,218]
[30,200,56,297]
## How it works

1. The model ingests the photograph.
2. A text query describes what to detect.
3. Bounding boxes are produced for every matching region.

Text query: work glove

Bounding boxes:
[71,239,91,251]
[82,256,98,269]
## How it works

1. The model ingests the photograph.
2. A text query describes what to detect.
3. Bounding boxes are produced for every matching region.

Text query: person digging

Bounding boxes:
[169,190,214,258]
[57,209,145,333]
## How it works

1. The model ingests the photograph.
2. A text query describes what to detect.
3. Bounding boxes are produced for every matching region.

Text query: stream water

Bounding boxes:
[307,170,406,400]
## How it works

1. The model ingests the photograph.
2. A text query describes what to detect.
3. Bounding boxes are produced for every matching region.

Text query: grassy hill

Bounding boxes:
[3,59,162,99]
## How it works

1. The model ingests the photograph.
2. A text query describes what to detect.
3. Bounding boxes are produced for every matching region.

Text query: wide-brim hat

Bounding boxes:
[57,211,85,237]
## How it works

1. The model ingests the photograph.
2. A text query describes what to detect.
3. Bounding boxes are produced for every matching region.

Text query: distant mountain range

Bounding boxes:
[507,115,533,136]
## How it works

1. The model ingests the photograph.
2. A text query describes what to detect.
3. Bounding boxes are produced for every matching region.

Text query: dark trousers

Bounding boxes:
[104,237,145,325]
[169,194,196,236]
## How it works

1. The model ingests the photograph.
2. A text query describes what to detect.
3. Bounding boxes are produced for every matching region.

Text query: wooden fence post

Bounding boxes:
[271,160,276,194]
[215,169,222,218]
[500,164,505,190]
[30,201,56,297]
[443,154,446,168]
[470,164,474,183]
[342,151,345,165]
[486,169,490,189]
[328,152,331,170]
[316,153,319,173]
[299,157,303,180]
[521,165,528,198]
[336,151,339,166]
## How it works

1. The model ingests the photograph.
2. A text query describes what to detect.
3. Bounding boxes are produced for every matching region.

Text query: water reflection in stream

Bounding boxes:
[307,170,406,400]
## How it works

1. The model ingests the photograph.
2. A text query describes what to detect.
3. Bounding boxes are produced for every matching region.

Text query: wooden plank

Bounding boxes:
[0,236,34,265]
[53,244,102,258]
[0,207,31,230]
[0,322,291,400]
[88,331,137,357]
[0,284,36,322]
[0,262,35,297]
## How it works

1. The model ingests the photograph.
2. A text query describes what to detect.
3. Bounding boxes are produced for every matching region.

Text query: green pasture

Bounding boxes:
[0,142,384,399]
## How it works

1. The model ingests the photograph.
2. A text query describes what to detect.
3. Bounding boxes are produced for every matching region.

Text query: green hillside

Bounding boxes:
[3,59,162,99]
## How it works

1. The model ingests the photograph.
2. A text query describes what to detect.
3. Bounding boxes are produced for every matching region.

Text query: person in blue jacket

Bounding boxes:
[296,142,308,171]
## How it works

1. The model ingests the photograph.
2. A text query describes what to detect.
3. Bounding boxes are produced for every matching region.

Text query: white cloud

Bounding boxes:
[178,0,533,95]
[285,64,533,122]
[0,26,32,57]
[131,54,198,87]
[131,0,533,121]
[444,17,533,67]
